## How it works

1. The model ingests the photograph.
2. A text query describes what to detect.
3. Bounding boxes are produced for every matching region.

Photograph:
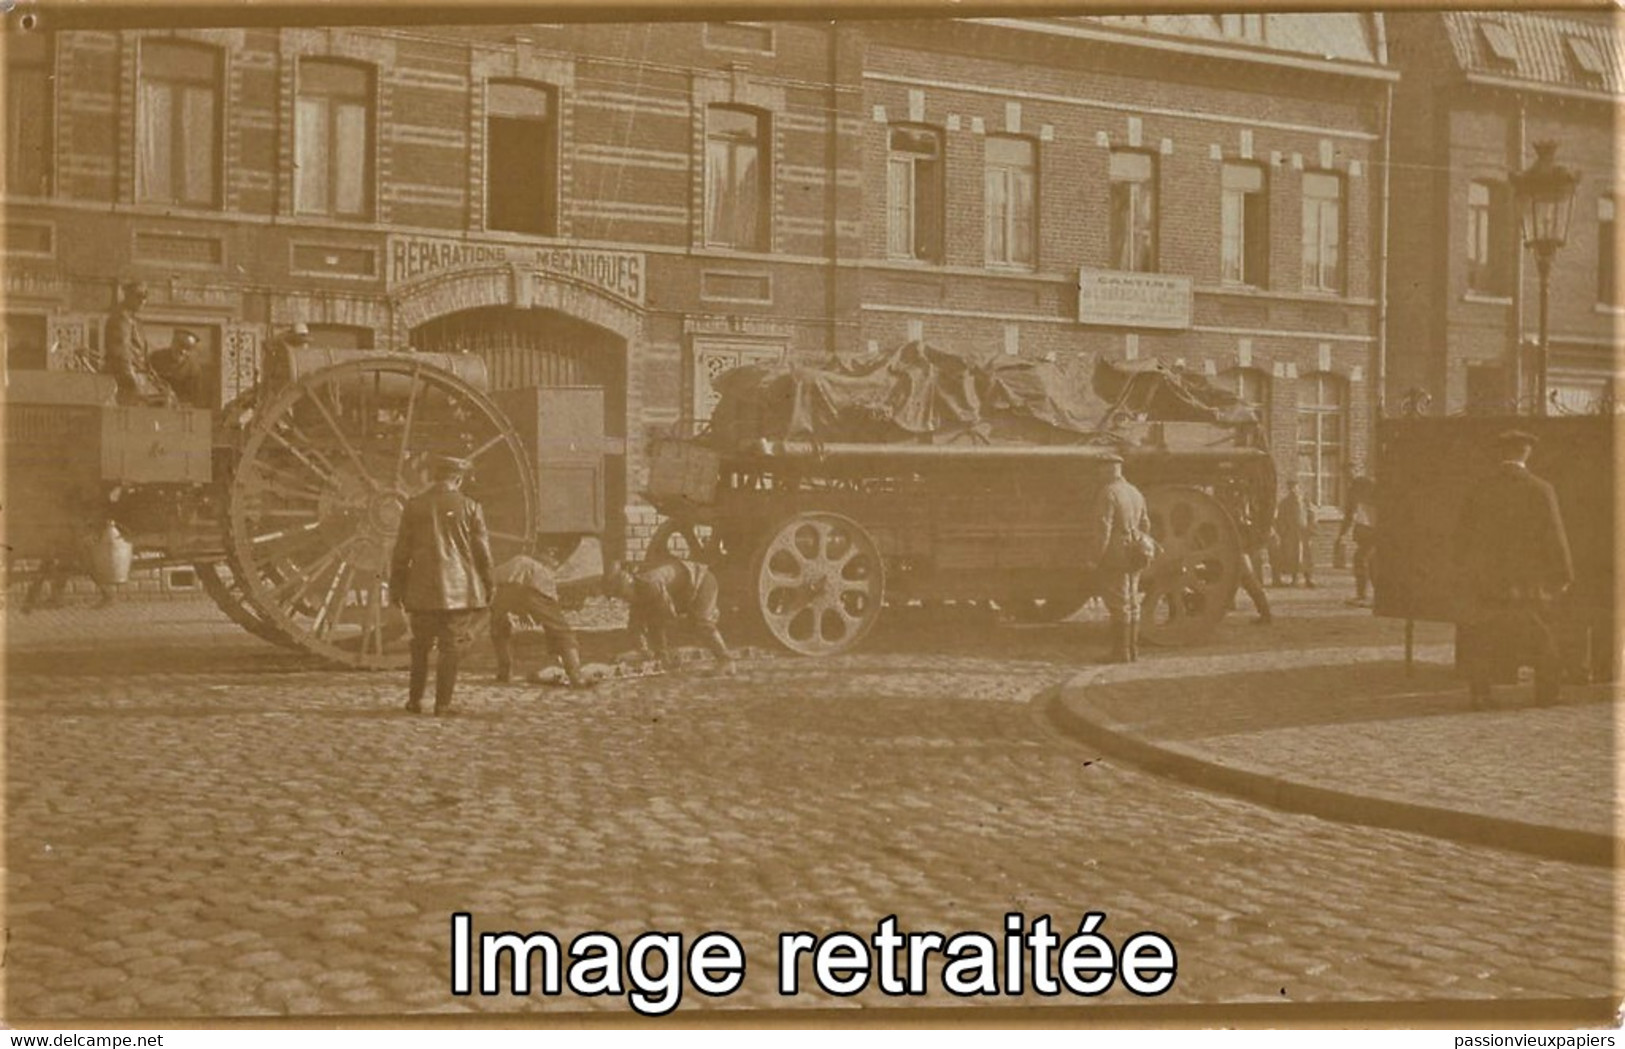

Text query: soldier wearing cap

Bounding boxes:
[389,454,495,715]
[1086,449,1152,663]
[150,329,204,406]
[1454,429,1574,707]
[102,280,165,405]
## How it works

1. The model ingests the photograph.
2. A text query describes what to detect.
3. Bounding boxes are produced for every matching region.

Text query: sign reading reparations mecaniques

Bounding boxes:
[388,235,646,307]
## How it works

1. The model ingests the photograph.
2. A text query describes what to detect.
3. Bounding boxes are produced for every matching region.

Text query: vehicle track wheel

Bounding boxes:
[1139,485,1242,646]
[752,511,884,656]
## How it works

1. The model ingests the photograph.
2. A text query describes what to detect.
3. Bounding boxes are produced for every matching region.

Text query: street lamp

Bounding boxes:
[1510,140,1580,415]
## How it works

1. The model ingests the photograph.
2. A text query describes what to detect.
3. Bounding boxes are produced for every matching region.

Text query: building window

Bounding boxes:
[4,313,49,372]
[1220,365,1270,415]
[295,59,373,219]
[1466,180,1510,296]
[1599,196,1617,306]
[1109,150,1157,272]
[1478,22,1521,66]
[984,135,1036,267]
[4,32,52,197]
[486,81,556,236]
[705,105,767,251]
[1297,371,1346,508]
[1566,35,1607,81]
[1221,163,1268,286]
[886,125,943,262]
[1301,171,1343,293]
[137,41,221,207]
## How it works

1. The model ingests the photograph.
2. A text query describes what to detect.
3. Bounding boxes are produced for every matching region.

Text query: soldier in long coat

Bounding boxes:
[389,455,495,715]
[1087,452,1152,663]
[1273,479,1319,588]
[1454,430,1574,707]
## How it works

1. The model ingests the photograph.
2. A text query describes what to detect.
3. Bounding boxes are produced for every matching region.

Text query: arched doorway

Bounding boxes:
[412,305,628,560]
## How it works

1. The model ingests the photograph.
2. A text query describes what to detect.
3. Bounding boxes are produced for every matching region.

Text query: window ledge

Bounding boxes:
[1593,303,1625,316]
[1462,291,1513,306]
[985,261,1038,274]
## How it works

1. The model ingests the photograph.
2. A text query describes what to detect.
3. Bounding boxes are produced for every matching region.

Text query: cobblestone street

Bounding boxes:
[3,584,1617,1022]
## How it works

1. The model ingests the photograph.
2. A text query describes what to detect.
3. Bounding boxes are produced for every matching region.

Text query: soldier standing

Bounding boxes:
[1337,474,1379,607]
[1273,479,1319,588]
[1454,430,1574,707]
[389,455,495,716]
[1087,452,1152,663]
[102,280,165,405]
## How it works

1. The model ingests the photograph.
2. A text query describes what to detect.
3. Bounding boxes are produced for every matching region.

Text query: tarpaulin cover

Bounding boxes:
[704,341,1256,448]
[1092,357,1262,426]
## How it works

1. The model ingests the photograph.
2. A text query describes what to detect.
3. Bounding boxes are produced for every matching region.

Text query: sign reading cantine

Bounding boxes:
[1077,268,1192,331]
[387,235,645,307]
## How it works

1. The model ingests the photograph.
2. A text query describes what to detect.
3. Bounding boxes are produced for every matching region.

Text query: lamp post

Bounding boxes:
[1509,140,1580,416]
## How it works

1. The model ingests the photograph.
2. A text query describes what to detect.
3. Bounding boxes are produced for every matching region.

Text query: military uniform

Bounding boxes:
[102,285,166,406]
[1088,466,1151,662]
[621,558,731,668]
[489,553,586,687]
[1273,487,1318,587]
[388,462,494,714]
[1454,436,1573,705]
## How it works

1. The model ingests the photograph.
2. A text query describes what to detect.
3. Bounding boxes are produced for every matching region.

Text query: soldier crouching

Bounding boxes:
[489,541,590,689]
[605,557,736,675]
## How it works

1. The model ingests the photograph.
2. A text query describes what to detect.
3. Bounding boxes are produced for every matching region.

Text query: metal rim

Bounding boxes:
[227,356,536,669]
[194,560,298,647]
[1139,485,1241,647]
[752,511,884,656]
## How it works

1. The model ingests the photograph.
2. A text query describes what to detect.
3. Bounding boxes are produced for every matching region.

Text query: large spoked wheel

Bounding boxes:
[194,560,297,647]
[751,511,884,656]
[1139,485,1242,646]
[227,356,536,669]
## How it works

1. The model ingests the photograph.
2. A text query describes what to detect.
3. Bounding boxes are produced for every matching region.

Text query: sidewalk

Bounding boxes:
[1046,639,1620,867]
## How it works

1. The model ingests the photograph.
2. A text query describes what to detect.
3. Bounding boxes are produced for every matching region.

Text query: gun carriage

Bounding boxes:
[644,343,1276,657]
[4,346,605,670]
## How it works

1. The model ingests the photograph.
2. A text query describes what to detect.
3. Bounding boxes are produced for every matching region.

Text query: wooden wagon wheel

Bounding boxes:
[226,356,536,669]
[751,511,884,656]
[194,560,298,647]
[1139,485,1242,647]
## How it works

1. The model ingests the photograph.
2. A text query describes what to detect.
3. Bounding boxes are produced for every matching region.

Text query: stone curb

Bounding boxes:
[1043,667,1619,869]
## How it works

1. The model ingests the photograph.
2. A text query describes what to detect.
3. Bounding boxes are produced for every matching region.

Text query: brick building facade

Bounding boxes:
[1386,10,1624,416]
[2,14,1392,557]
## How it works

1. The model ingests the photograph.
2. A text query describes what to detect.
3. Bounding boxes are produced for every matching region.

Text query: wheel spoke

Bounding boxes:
[268,538,354,609]
[394,364,422,486]
[468,432,506,462]
[311,563,356,638]
[230,358,537,669]
[306,384,376,489]
[267,427,344,490]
